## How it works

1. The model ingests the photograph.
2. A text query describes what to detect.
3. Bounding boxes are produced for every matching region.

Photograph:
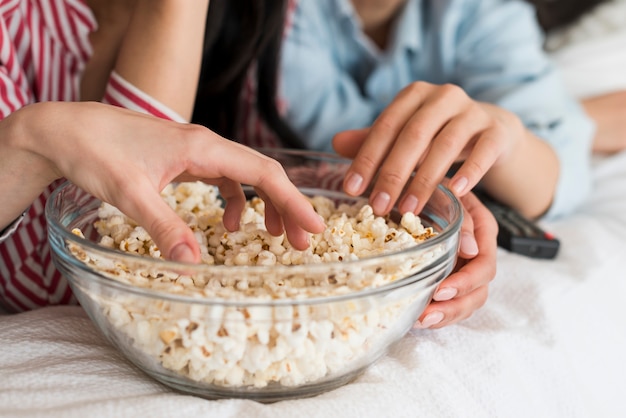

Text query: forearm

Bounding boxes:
[0,105,61,229]
[583,90,626,154]
[114,0,209,120]
[481,128,559,219]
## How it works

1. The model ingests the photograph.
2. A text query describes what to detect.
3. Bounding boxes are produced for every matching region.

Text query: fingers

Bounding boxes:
[458,201,479,258]
[106,125,325,262]
[113,177,202,264]
[365,85,470,215]
[219,179,246,232]
[448,129,503,197]
[342,83,433,199]
[254,188,285,237]
[415,286,489,329]
[257,188,314,251]
[414,193,497,329]
[185,131,326,242]
[247,160,325,248]
[45,106,323,263]
[341,82,503,217]
[332,128,369,158]
[459,191,498,252]
[283,213,312,251]
[402,112,490,213]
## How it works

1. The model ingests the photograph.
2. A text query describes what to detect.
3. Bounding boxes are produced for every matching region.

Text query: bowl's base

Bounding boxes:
[142,366,367,403]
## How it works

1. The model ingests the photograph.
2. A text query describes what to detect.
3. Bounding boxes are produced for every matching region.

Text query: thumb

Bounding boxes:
[332,128,370,158]
[440,178,478,259]
[149,203,201,263]
[116,190,201,264]
[457,197,479,259]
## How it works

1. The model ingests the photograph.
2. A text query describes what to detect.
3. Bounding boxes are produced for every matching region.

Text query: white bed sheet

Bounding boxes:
[546,0,626,99]
[2,7,626,418]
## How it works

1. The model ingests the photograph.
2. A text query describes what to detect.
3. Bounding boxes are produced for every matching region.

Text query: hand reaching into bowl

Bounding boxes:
[414,191,498,329]
[0,101,325,263]
[333,131,499,329]
[333,82,559,220]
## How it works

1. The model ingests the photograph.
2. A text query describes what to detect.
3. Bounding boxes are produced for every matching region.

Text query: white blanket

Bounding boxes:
[2,6,626,418]
[546,0,626,99]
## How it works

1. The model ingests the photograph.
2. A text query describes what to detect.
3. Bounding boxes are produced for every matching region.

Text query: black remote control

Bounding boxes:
[476,192,560,259]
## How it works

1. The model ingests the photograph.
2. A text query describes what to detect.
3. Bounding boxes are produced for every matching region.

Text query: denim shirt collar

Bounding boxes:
[394,0,422,55]
[334,0,423,56]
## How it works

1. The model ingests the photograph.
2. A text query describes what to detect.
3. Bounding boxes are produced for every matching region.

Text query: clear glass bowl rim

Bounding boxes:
[46,150,462,307]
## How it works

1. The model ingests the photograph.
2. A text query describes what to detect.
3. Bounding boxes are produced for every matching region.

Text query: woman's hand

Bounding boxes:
[414,191,497,329]
[333,81,559,219]
[1,102,325,262]
[332,126,498,329]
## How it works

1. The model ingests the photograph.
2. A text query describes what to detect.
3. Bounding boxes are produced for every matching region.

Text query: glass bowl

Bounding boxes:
[46,149,462,402]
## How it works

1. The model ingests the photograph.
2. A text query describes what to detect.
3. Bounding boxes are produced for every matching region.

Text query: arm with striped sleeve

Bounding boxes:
[103,71,187,122]
[0,15,38,231]
[103,0,209,122]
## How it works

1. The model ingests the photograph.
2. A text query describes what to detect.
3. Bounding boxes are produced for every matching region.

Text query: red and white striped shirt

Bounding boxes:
[0,0,283,312]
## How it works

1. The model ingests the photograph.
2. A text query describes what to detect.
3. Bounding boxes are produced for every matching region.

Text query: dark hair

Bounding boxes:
[191,0,303,148]
[525,0,609,32]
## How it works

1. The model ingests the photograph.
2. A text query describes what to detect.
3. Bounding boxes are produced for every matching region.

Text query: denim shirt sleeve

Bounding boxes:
[281,0,595,218]
[279,1,380,151]
[453,0,595,219]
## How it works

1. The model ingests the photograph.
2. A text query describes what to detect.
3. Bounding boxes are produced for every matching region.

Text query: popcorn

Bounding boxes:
[70,182,444,390]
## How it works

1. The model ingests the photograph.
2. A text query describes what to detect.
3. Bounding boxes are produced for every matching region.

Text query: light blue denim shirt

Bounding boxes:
[280,0,595,219]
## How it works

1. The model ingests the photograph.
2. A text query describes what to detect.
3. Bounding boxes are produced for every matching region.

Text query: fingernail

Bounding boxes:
[371,192,391,215]
[345,173,363,195]
[451,176,468,195]
[460,232,479,256]
[170,244,196,263]
[433,287,458,301]
[414,311,444,329]
[400,194,419,214]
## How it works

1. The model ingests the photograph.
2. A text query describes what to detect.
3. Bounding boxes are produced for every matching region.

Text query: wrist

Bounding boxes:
[480,103,526,169]
[0,103,61,227]
[481,129,558,219]
[5,103,63,185]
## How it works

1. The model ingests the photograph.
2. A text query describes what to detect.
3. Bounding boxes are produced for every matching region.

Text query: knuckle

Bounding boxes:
[378,169,406,188]
[402,123,429,145]
[355,153,379,172]
[440,83,466,99]
[183,123,209,144]
[185,122,208,137]
[260,158,286,182]
[435,131,458,151]
[462,158,488,179]
[264,157,285,174]
[148,216,184,246]
[183,124,212,154]
[117,175,146,197]
[402,80,429,96]
[412,171,438,191]
[373,113,398,133]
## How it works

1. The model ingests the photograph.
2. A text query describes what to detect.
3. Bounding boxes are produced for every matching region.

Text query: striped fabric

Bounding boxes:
[0,0,96,312]
[0,0,296,313]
